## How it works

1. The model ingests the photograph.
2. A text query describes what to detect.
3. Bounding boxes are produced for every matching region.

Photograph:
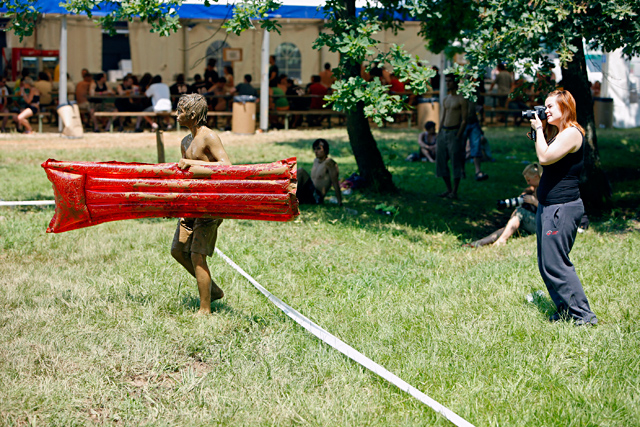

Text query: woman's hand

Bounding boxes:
[529,112,543,129]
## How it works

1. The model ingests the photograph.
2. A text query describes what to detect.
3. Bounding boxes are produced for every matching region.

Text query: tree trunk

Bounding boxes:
[338,0,396,193]
[560,37,612,212]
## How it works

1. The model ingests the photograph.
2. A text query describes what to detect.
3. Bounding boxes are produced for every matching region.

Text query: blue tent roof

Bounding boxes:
[1,1,329,20]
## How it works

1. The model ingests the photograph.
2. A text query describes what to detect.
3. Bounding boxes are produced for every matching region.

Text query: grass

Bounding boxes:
[0,126,639,426]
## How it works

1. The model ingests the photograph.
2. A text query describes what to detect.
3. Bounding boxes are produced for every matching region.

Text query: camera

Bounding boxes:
[521,105,547,120]
[497,196,524,210]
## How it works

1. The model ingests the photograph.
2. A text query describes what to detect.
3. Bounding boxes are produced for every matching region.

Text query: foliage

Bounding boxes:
[0,0,40,41]
[413,0,640,100]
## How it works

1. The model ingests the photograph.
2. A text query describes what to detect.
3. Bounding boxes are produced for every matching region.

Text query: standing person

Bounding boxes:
[13,77,40,134]
[436,74,468,199]
[489,63,514,121]
[222,65,234,91]
[465,97,489,181]
[296,138,342,206]
[171,93,231,315]
[268,55,279,87]
[530,90,597,326]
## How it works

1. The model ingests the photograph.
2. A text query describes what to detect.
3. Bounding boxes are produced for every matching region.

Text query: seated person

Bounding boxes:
[467,163,542,247]
[13,77,40,134]
[115,74,141,131]
[0,75,11,132]
[136,75,172,131]
[297,138,342,206]
[235,74,258,97]
[170,74,190,109]
[190,74,209,95]
[406,121,437,162]
[89,72,115,132]
[33,72,54,108]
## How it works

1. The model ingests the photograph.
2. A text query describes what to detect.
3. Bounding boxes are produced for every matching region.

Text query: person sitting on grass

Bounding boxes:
[406,120,437,162]
[466,162,542,247]
[297,138,342,206]
[170,93,231,315]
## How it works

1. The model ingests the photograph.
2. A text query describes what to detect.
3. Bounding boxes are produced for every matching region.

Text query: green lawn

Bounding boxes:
[0,127,639,426]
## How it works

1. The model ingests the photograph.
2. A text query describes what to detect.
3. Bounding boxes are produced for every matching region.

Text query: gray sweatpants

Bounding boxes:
[536,199,597,323]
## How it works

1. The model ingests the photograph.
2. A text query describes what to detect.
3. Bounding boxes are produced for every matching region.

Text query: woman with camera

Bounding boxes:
[530,90,597,326]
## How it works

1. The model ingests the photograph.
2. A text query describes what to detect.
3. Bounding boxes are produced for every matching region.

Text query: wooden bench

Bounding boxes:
[94,111,174,132]
[483,107,521,126]
[273,109,346,130]
[94,111,171,163]
[0,111,53,133]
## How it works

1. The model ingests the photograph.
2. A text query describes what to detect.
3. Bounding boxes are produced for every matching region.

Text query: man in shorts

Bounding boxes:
[170,94,231,315]
[296,138,342,206]
[436,74,468,199]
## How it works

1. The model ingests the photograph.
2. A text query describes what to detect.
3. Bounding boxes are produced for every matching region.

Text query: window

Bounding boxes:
[275,42,301,83]
[206,40,231,74]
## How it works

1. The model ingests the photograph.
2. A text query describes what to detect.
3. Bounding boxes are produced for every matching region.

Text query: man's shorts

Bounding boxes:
[513,206,536,234]
[436,129,465,179]
[296,177,324,204]
[171,217,223,257]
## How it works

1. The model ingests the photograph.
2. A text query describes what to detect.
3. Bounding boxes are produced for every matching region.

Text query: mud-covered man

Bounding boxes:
[171,93,231,314]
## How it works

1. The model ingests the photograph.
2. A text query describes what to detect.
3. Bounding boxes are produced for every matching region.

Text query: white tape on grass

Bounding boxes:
[215,248,475,427]
[0,200,56,206]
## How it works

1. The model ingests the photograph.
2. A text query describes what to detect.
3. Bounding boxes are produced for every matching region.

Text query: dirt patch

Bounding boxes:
[0,128,346,152]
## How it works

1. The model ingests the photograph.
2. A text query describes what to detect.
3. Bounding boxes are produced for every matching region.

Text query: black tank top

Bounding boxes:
[537,127,584,206]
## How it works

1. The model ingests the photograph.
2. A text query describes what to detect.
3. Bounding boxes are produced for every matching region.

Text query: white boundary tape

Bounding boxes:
[0,200,56,206]
[215,248,475,427]
[1,202,473,425]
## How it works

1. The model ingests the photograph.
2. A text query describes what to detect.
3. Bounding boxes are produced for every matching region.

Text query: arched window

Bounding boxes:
[205,40,231,75]
[275,42,301,83]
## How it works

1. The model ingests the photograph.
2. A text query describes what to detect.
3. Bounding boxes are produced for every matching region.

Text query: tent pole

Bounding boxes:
[260,28,270,132]
[58,15,68,132]
[183,20,189,79]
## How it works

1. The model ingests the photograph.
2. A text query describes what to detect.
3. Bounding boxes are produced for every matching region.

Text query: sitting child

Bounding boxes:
[467,162,542,247]
[406,121,437,162]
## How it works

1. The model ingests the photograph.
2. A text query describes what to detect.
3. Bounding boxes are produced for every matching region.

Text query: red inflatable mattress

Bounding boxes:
[42,158,299,233]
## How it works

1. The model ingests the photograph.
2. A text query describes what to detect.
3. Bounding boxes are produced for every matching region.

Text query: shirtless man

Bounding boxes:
[297,138,342,206]
[436,74,468,199]
[170,94,231,315]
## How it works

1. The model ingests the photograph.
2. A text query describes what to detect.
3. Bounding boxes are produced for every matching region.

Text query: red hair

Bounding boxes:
[546,90,584,136]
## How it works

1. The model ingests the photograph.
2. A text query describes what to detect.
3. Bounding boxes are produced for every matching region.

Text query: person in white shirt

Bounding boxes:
[135,75,173,131]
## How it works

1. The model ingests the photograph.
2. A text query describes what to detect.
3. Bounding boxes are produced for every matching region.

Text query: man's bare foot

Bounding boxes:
[196,308,211,315]
[493,240,506,246]
[210,281,224,301]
